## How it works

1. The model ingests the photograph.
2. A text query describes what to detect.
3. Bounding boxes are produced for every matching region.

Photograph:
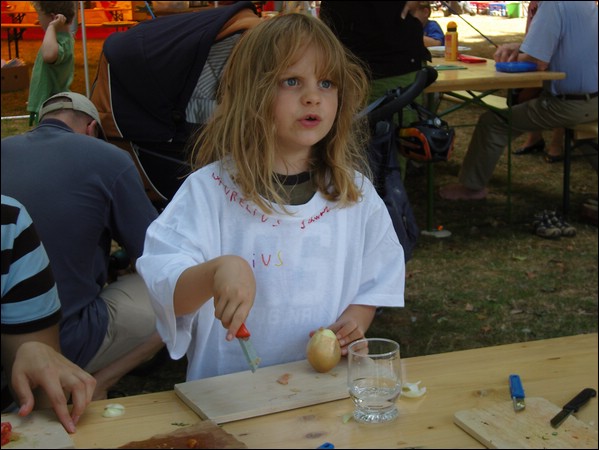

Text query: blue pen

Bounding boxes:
[317,443,334,449]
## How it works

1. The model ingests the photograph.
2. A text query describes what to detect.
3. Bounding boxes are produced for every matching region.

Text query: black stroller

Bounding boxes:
[360,66,450,261]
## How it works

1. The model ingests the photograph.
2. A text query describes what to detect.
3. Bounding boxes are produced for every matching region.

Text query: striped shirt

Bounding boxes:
[1,195,61,334]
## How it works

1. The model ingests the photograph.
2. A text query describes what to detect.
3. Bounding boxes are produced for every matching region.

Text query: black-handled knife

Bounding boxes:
[550,388,596,429]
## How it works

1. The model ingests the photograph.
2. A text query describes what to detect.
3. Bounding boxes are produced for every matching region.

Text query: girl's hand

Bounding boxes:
[212,255,256,341]
[319,319,366,357]
[311,305,376,356]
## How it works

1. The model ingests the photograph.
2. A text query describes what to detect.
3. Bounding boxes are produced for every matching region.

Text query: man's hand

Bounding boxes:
[12,341,96,434]
[494,43,521,62]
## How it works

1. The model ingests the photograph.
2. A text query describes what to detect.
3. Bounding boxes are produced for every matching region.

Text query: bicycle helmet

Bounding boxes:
[398,117,455,162]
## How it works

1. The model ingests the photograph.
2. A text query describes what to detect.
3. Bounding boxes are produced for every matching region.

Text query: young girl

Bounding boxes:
[136,13,406,380]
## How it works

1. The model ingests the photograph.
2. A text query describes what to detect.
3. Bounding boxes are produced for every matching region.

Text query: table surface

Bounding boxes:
[425,57,566,93]
[70,333,598,449]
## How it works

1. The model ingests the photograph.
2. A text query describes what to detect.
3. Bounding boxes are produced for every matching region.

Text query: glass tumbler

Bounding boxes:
[347,338,402,423]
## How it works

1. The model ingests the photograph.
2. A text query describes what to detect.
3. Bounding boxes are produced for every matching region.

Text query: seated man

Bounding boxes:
[1,195,96,433]
[1,93,163,400]
[440,1,598,201]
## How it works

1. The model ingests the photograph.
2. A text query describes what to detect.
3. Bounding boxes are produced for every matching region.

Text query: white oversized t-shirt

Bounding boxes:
[137,161,405,380]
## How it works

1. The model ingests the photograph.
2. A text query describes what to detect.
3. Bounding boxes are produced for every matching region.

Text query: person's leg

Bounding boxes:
[513,130,545,155]
[440,106,521,199]
[543,127,565,162]
[440,94,597,200]
[84,273,164,400]
[91,333,163,400]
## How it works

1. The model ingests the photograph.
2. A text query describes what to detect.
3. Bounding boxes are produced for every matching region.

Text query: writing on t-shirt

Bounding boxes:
[252,251,283,268]
[212,172,277,225]
[300,205,331,230]
[212,172,333,229]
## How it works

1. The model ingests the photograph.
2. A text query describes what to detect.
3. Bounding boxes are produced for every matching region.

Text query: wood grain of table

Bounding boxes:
[425,57,565,93]
[70,333,597,449]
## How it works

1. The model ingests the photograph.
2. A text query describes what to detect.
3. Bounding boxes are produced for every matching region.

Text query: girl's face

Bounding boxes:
[273,45,338,173]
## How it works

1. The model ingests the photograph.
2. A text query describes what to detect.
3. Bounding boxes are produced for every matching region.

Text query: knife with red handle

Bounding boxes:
[236,323,260,373]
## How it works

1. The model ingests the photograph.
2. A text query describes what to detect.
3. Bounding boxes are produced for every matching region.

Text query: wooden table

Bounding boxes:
[88,7,131,22]
[71,333,597,448]
[1,5,133,59]
[420,57,566,233]
[426,57,565,94]
[1,23,37,59]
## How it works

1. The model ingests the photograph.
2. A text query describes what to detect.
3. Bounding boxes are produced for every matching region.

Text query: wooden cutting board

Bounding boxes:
[1,411,74,449]
[454,397,598,449]
[118,420,247,448]
[175,359,349,424]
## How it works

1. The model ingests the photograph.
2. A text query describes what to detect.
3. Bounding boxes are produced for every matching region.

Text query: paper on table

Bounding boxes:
[429,45,471,56]
[1,411,74,449]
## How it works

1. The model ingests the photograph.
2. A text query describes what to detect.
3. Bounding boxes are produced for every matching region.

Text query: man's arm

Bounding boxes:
[1,326,96,433]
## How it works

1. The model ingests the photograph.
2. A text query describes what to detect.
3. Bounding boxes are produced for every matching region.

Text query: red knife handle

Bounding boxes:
[236,323,251,339]
[458,54,487,63]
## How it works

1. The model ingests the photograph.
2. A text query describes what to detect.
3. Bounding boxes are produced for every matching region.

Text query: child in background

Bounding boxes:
[27,2,76,125]
[413,1,444,47]
[136,13,406,381]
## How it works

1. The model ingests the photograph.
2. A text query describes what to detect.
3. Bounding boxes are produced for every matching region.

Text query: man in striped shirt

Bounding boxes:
[1,195,95,433]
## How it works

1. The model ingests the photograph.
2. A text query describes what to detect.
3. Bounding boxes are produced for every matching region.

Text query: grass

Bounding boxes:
[2,13,597,395]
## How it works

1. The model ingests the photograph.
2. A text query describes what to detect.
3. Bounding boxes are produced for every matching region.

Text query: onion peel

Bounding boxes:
[402,381,427,398]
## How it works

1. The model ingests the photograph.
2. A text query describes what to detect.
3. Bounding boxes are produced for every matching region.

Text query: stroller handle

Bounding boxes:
[366,66,438,124]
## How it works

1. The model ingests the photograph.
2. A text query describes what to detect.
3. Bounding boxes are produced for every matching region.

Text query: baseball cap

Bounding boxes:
[39,92,107,141]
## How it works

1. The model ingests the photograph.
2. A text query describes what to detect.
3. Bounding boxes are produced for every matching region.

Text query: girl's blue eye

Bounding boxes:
[320,80,333,89]
[283,78,298,87]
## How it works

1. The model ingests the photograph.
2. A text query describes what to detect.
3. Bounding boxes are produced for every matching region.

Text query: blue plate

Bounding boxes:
[496,61,537,73]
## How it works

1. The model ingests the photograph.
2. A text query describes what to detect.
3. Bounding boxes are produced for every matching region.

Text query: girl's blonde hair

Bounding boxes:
[190,13,371,214]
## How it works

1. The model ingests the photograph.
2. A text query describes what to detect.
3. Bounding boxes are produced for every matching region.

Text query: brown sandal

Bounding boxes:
[543,151,564,163]
[513,139,545,155]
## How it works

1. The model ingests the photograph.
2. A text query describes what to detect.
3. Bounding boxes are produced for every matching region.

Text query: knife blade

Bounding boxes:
[236,323,260,373]
[550,388,596,429]
[509,374,525,412]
